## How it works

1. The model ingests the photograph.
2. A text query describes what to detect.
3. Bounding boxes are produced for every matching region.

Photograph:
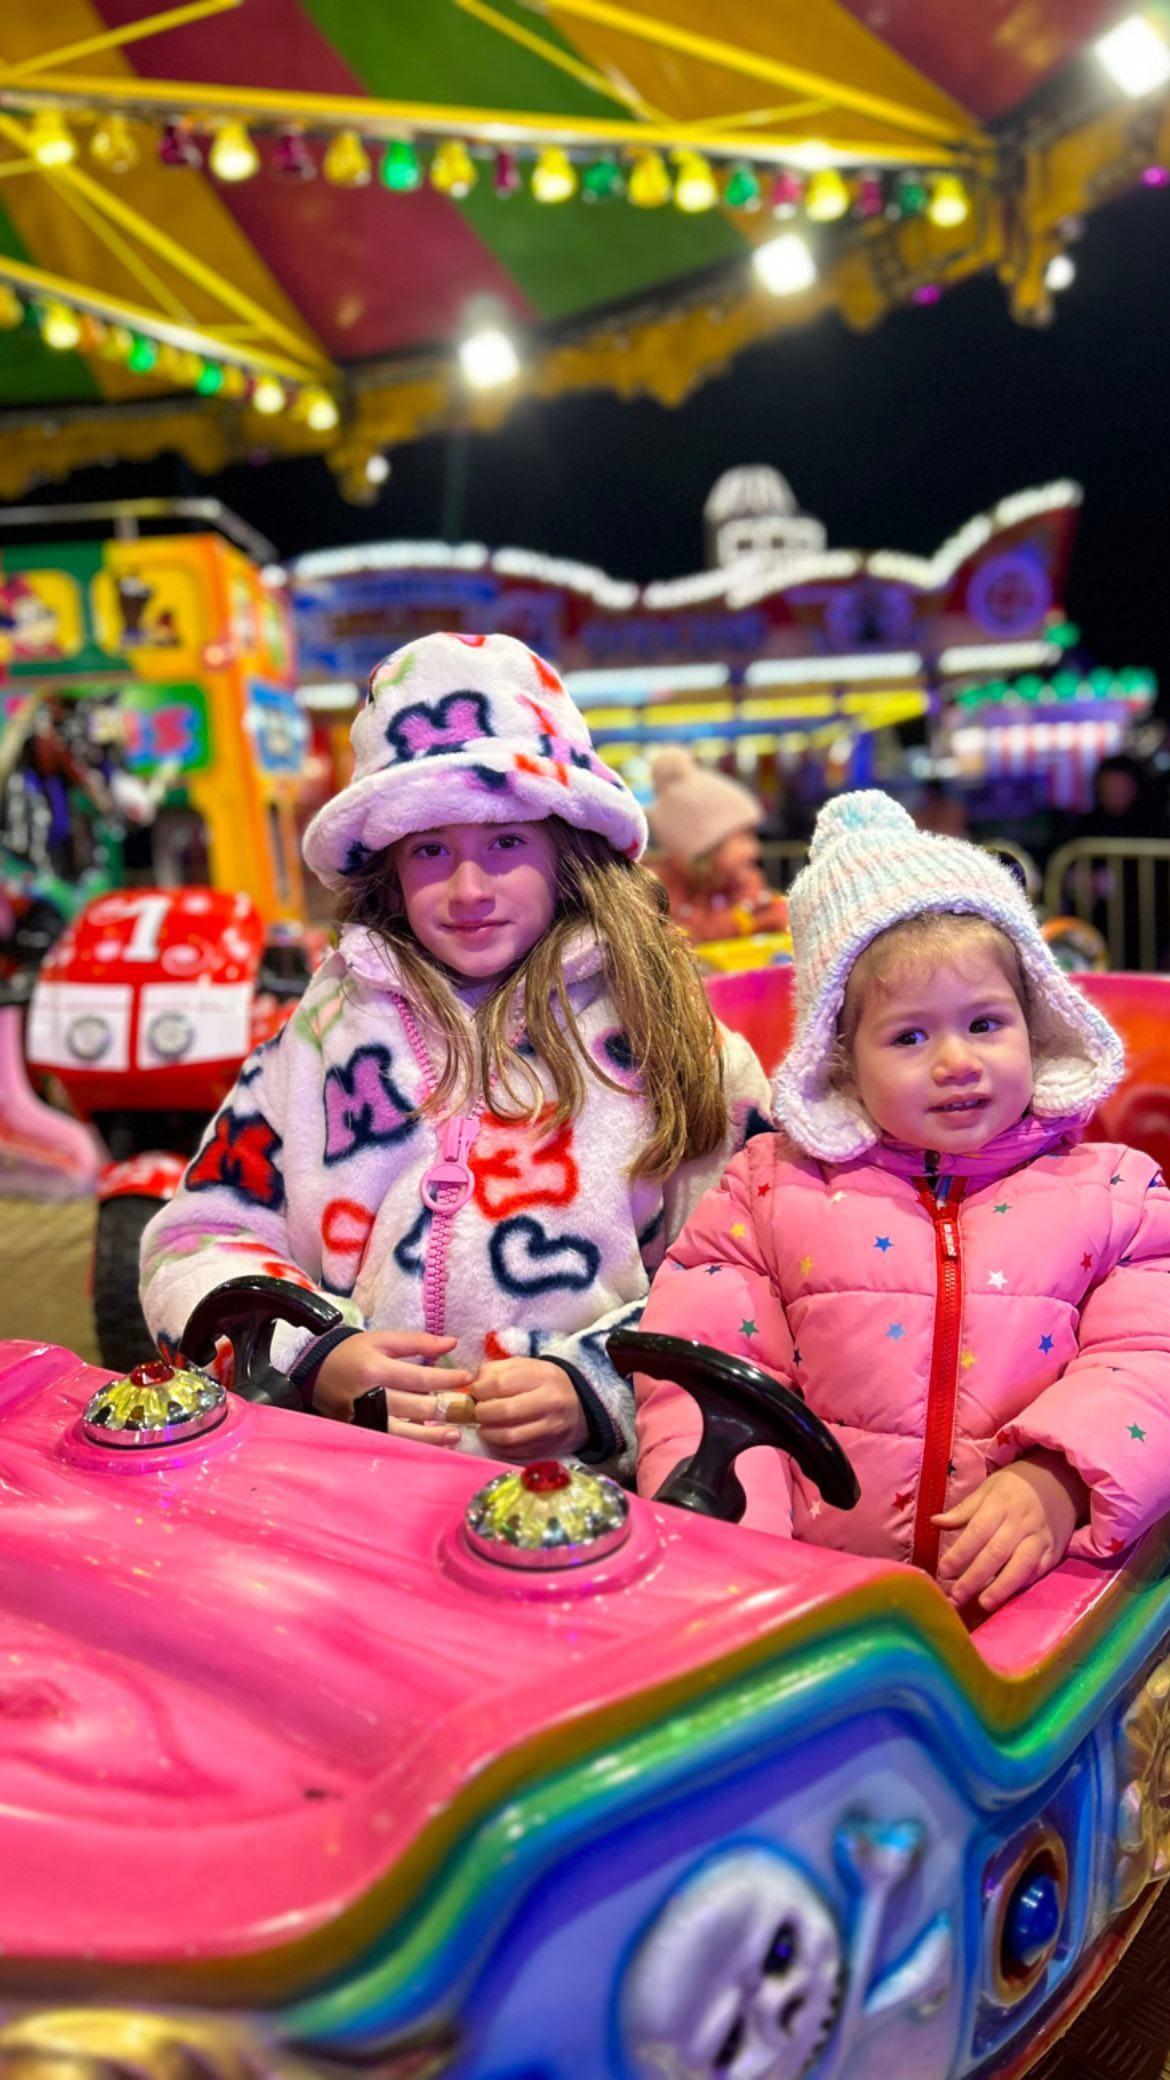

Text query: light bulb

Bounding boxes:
[0,285,23,330]
[673,151,717,213]
[323,129,372,186]
[458,326,520,389]
[30,109,77,168]
[40,301,82,350]
[805,168,850,221]
[531,146,577,203]
[250,375,287,415]
[209,121,259,182]
[628,149,671,208]
[301,386,340,430]
[1045,252,1076,292]
[365,453,390,484]
[752,232,817,296]
[430,139,476,197]
[380,138,421,191]
[90,113,138,173]
[926,174,970,227]
[1095,15,1170,95]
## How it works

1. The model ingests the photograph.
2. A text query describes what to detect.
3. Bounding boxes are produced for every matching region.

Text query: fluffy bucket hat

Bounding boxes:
[303,631,647,891]
[646,747,762,863]
[772,789,1125,1161]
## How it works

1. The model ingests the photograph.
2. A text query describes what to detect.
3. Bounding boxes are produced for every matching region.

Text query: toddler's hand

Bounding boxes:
[313,1330,473,1446]
[934,1451,1087,1613]
[469,1358,589,1461]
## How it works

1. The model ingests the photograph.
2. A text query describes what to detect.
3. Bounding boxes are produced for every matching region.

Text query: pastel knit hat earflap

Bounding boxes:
[772,790,1125,1162]
[303,631,647,891]
[646,747,763,862]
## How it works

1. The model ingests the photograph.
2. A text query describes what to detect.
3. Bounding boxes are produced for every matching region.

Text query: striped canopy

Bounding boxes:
[0,0,1163,498]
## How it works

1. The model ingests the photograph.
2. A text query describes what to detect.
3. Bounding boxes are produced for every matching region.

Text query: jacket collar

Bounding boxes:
[864,1110,1083,1183]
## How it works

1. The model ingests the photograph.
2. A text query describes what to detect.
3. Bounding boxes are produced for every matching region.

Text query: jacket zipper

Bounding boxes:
[911,1175,966,1574]
[394,997,486,1340]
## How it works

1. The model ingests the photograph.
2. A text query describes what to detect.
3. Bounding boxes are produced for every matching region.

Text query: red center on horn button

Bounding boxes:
[521,1461,573,1494]
[128,1360,175,1386]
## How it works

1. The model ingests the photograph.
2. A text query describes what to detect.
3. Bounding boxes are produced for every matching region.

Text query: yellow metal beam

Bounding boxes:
[538,0,979,145]
[42,166,200,326]
[0,250,328,385]
[454,0,671,125]
[0,0,243,84]
[0,110,334,374]
[0,71,978,164]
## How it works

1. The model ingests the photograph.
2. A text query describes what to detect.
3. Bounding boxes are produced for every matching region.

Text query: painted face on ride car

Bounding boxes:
[392,820,559,982]
[847,945,1034,1151]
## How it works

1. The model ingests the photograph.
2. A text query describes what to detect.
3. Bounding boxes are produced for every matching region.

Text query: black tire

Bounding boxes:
[92,1196,161,1375]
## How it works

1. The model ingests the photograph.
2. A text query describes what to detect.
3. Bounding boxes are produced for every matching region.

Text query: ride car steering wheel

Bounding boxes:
[607,1328,860,1522]
[180,1274,343,1413]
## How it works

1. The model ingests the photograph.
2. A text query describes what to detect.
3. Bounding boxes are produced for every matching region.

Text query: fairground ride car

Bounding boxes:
[22,884,322,1371]
[1,1278,1169,2080]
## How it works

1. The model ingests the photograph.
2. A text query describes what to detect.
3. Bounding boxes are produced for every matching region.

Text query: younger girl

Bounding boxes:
[636,789,1170,1613]
[140,632,770,1477]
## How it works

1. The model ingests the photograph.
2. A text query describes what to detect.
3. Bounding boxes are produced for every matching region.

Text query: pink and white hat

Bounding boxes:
[303,631,647,891]
[772,790,1125,1161]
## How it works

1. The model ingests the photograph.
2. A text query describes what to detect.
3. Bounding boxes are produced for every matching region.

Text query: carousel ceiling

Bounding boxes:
[0,0,1166,499]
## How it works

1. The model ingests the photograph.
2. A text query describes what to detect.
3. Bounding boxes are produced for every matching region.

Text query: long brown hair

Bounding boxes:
[335,819,728,1178]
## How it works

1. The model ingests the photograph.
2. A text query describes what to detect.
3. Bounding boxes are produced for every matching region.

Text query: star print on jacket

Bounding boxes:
[186,1111,285,1210]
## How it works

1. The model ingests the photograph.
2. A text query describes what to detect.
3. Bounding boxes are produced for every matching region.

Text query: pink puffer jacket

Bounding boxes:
[635,1116,1170,1574]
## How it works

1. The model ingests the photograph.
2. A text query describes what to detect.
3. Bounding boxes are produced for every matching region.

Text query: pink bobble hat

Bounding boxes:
[771,790,1125,1163]
[303,631,647,891]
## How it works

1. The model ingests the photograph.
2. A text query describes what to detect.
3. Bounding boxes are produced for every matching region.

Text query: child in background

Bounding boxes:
[646,748,789,945]
[637,790,1170,1613]
[140,633,770,1477]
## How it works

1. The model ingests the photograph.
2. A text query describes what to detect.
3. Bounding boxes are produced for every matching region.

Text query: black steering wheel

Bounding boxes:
[608,1328,860,1522]
[180,1275,343,1413]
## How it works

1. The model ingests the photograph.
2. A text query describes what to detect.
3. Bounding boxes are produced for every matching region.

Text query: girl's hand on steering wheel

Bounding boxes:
[469,1357,589,1459]
[313,1330,473,1445]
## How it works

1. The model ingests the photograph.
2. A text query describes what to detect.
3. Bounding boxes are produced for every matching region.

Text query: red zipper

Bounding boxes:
[911,1179,966,1574]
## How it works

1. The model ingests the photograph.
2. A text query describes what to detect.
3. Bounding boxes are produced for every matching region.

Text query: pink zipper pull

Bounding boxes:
[420,1114,480,1212]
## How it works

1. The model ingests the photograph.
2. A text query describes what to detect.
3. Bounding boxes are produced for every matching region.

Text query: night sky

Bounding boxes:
[45,182,1170,705]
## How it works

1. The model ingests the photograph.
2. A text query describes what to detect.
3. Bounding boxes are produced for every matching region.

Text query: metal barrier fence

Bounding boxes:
[1043,840,1170,973]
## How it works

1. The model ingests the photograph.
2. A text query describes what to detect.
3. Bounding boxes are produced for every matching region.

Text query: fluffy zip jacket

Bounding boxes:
[636,1119,1170,1574]
[140,925,771,1480]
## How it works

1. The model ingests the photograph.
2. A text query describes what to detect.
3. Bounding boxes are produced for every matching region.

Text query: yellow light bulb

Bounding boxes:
[672,150,718,213]
[41,301,82,351]
[219,363,248,398]
[628,149,671,208]
[251,376,287,415]
[209,121,259,182]
[805,168,850,221]
[926,174,970,227]
[323,128,372,187]
[0,285,22,330]
[30,108,77,168]
[90,113,139,173]
[531,146,577,204]
[430,139,476,197]
[300,386,340,431]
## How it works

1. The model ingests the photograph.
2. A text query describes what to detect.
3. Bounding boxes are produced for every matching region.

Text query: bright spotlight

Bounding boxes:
[752,233,818,296]
[458,327,521,389]
[1095,14,1170,95]
[1045,253,1076,292]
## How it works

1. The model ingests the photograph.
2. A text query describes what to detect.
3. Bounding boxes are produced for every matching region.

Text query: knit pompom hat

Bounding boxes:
[772,790,1125,1162]
[303,631,647,891]
[646,748,763,862]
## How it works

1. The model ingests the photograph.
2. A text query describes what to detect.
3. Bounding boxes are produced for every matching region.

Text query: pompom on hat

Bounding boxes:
[646,747,763,863]
[303,631,647,891]
[772,789,1125,1162]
